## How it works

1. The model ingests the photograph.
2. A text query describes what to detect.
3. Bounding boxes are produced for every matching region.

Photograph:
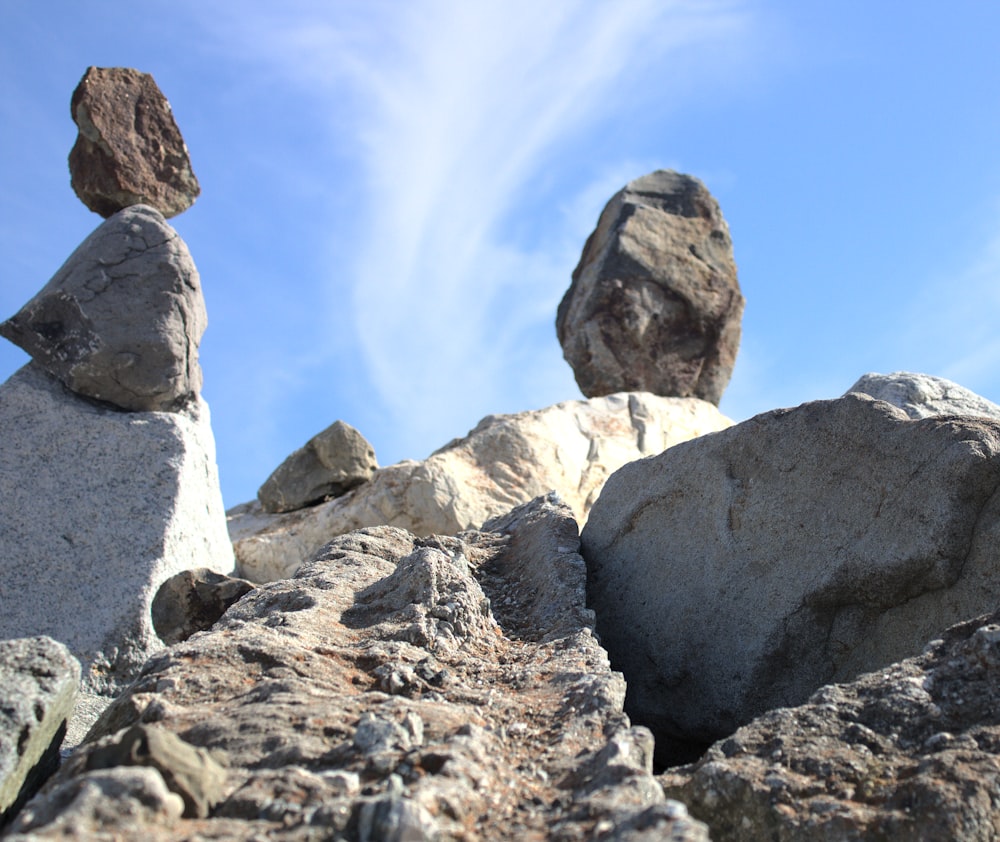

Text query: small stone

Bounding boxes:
[151,568,256,645]
[257,420,378,513]
[69,66,200,218]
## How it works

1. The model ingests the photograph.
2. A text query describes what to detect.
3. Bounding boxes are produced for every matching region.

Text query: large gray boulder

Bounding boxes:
[0,205,206,413]
[228,392,732,582]
[8,496,707,841]
[257,419,378,513]
[0,363,234,694]
[68,66,200,219]
[583,392,1000,764]
[848,370,1000,420]
[556,170,744,405]
[0,637,80,828]
[661,610,1000,840]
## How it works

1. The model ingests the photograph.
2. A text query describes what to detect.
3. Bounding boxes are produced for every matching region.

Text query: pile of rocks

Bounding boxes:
[7,65,1000,841]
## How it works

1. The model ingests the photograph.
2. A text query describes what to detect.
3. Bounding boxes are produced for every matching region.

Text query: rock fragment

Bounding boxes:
[257,420,378,513]
[0,638,79,828]
[69,66,200,218]
[0,205,206,412]
[661,610,1000,840]
[583,391,1000,764]
[229,391,731,582]
[556,169,744,405]
[151,569,255,646]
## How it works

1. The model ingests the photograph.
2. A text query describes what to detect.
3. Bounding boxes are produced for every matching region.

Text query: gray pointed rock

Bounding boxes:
[0,205,206,412]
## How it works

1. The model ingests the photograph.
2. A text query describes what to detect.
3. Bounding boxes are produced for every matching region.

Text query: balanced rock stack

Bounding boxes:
[0,66,232,708]
[10,67,1000,839]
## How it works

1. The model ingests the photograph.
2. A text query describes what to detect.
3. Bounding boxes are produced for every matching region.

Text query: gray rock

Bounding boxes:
[0,205,206,412]
[583,391,1000,764]
[0,638,79,827]
[661,610,1000,840]
[68,66,200,219]
[0,363,234,695]
[13,495,707,840]
[848,370,1000,421]
[257,419,378,513]
[151,569,255,646]
[556,170,744,405]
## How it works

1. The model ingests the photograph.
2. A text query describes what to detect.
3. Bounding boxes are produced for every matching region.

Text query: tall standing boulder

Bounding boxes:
[68,66,200,218]
[556,170,744,405]
[0,363,234,694]
[583,391,1000,764]
[0,205,205,412]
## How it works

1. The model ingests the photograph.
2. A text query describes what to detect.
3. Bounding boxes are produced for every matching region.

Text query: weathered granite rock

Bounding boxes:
[556,170,744,405]
[0,205,206,413]
[68,66,200,218]
[0,638,80,828]
[0,363,234,695]
[258,420,378,513]
[583,392,1000,765]
[9,495,708,840]
[660,610,1000,840]
[151,569,255,646]
[849,370,1000,421]
[228,392,732,582]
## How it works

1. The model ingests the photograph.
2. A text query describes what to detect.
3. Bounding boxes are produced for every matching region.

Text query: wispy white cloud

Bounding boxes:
[185,0,760,461]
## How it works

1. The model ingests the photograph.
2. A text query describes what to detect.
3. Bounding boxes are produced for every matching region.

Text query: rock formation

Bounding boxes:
[583,391,1000,765]
[0,638,79,827]
[258,420,379,514]
[7,496,709,841]
[660,610,1000,840]
[556,170,744,405]
[0,205,205,413]
[849,370,1000,420]
[228,392,732,582]
[0,363,234,694]
[68,67,200,218]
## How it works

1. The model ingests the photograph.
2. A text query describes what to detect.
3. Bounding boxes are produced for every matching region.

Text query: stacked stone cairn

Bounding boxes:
[8,70,1000,841]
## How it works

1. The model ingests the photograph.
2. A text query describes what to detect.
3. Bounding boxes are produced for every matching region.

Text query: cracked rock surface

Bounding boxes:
[661,610,1000,840]
[0,205,205,412]
[7,495,707,841]
[583,392,1000,764]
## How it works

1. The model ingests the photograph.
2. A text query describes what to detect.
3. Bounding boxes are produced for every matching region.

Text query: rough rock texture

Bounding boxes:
[0,363,234,695]
[583,392,1000,765]
[68,66,200,218]
[0,638,80,828]
[556,170,744,405]
[660,610,1000,840]
[0,205,206,412]
[229,392,732,582]
[151,569,256,646]
[8,495,708,840]
[849,370,1000,421]
[258,420,379,514]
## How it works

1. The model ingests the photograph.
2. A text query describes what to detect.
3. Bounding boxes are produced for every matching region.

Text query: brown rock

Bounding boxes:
[151,569,255,646]
[556,170,744,405]
[69,67,200,218]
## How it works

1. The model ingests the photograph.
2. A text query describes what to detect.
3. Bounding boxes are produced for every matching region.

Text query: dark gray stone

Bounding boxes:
[0,205,206,412]
[151,569,255,646]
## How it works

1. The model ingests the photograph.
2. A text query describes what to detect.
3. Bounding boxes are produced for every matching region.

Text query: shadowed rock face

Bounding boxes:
[7,496,708,841]
[583,392,1000,765]
[556,170,744,406]
[69,66,200,219]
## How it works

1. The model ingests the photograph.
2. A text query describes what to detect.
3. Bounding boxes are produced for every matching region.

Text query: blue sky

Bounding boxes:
[2,2,999,508]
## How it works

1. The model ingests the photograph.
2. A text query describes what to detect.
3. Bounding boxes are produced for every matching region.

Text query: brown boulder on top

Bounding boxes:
[69,66,200,218]
[556,170,744,405]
